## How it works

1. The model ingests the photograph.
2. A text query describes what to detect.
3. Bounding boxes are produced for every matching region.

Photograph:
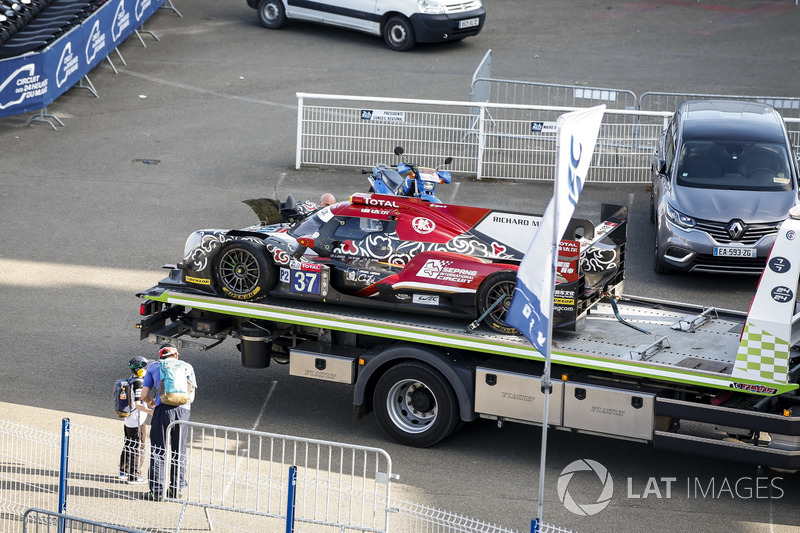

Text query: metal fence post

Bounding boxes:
[285,465,297,533]
[296,95,304,170]
[477,103,487,180]
[58,418,70,533]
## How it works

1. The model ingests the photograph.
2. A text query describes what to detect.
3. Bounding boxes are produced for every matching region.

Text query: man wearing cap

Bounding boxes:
[119,356,152,484]
[140,345,198,501]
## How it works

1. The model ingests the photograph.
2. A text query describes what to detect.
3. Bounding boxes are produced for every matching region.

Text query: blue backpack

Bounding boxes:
[157,359,194,406]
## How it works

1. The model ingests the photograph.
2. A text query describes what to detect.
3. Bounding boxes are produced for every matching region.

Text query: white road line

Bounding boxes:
[252,381,278,431]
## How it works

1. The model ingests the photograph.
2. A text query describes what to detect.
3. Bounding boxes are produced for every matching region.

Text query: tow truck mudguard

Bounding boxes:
[352,343,478,423]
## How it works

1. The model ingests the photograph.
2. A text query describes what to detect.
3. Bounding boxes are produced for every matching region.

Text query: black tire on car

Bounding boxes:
[476,271,520,335]
[257,0,287,29]
[653,233,673,275]
[373,361,460,447]
[214,240,276,300]
[649,190,656,224]
[383,15,415,51]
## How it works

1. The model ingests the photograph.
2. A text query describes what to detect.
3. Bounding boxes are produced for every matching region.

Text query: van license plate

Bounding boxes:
[459,17,479,29]
[713,247,757,258]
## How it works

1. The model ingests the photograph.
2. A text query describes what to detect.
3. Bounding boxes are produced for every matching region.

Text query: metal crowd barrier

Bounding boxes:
[471,78,639,123]
[296,92,800,183]
[22,508,144,533]
[296,92,670,183]
[164,420,394,533]
[638,91,800,121]
[2,418,569,533]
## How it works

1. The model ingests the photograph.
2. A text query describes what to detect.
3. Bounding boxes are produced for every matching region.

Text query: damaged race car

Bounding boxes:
[161,193,628,334]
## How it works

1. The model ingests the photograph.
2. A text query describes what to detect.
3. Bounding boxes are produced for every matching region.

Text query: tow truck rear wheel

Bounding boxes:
[373,362,459,447]
[477,271,519,335]
[214,240,276,301]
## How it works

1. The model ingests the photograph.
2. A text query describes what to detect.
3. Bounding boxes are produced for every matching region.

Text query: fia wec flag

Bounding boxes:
[505,105,606,353]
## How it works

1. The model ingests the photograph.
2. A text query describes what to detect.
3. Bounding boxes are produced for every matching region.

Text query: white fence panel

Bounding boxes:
[296,93,670,183]
[168,420,394,533]
[298,104,478,174]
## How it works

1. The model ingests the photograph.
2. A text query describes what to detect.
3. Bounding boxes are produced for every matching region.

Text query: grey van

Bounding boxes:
[651,100,799,274]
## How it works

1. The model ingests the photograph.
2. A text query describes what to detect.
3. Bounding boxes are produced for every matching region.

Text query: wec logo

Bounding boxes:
[567,136,584,209]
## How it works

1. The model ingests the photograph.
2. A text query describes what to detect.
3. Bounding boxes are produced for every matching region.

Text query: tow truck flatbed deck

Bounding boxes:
[141,287,795,395]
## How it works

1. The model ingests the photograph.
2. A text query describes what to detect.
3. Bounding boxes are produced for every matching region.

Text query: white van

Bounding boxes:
[245,0,486,51]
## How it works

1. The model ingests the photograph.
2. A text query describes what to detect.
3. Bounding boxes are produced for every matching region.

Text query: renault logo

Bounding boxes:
[727,220,745,240]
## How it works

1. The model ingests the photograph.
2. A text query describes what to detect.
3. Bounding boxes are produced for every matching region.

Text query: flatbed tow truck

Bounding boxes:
[137,207,800,469]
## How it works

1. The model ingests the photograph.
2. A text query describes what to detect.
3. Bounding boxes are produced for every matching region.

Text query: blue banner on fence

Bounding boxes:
[0,0,165,118]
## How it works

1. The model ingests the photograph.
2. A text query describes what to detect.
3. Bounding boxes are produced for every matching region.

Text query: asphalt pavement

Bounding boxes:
[2,1,800,532]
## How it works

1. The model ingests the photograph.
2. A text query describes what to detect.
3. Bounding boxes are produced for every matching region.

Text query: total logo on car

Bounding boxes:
[246,0,486,51]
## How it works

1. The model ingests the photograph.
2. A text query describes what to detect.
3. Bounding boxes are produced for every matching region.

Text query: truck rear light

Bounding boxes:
[140,300,156,316]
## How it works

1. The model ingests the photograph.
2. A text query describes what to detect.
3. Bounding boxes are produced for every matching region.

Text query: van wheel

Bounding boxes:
[257,0,286,29]
[383,16,415,51]
[373,362,460,447]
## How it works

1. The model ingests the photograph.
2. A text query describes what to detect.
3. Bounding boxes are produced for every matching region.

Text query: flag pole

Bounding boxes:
[502,105,605,530]
[535,119,563,526]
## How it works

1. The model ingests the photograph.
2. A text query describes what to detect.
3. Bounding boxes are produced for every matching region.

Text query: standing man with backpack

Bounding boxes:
[140,345,198,501]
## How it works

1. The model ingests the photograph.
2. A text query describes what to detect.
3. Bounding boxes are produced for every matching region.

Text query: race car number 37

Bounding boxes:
[282,267,322,294]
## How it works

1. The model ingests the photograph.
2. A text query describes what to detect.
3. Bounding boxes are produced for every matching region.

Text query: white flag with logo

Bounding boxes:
[505,105,606,352]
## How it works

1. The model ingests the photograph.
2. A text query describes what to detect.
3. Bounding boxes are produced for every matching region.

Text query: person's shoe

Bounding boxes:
[166,488,184,499]
[127,476,147,485]
[144,491,163,501]
[118,472,128,481]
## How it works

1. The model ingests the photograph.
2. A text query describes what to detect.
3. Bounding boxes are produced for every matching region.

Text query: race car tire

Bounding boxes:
[373,361,459,448]
[257,0,287,29]
[214,240,276,301]
[477,271,519,335]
